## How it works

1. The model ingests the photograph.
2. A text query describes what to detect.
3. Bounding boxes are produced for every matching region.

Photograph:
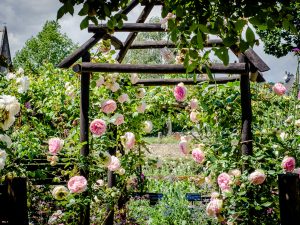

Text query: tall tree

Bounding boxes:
[13,21,77,73]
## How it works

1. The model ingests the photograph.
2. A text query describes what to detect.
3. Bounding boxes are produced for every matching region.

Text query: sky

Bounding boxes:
[0,0,298,82]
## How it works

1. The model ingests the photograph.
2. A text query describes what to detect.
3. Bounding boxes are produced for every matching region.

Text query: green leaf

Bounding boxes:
[57,6,66,20]
[246,26,255,44]
[78,3,89,16]
[176,6,184,17]
[214,47,229,65]
[262,202,272,207]
[104,4,110,17]
[199,24,209,33]
[65,1,74,15]
[223,36,237,47]
[239,39,249,52]
[107,19,114,29]
[205,65,213,81]
[197,31,204,49]
[80,17,89,30]
[235,19,247,32]
[90,17,98,25]
[187,61,197,73]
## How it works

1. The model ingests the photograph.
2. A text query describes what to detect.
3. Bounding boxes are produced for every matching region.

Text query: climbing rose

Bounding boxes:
[16,76,30,94]
[229,169,241,178]
[272,83,286,96]
[143,121,153,133]
[210,192,220,199]
[281,156,296,172]
[67,176,87,193]
[101,100,117,114]
[130,73,139,84]
[190,111,200,123]
[190,99,198,110]
[179,136,189,155]
[298,91,300,100]
[0,134,12,148]
[217,173,231,191]
[160,12,176,30]
[112,114,124,126]
[295,119,300,127]
[206,198,223,217]
[137,102,147,113]
[48,138,64,155]
[118,93,129,103]
[136,88,146,99]
[122,132,136,150]
[108,156,121,171]
[108,82,120,92]
[96,76,105,87]
[174,83,187,102]
[52,186,69,200]
[90,119,106,136]
[192,148,205,163]
[249,170,266,185]
[96,179,104,186]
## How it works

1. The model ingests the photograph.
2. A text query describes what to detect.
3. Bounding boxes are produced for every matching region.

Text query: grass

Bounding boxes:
[144,136,178,144]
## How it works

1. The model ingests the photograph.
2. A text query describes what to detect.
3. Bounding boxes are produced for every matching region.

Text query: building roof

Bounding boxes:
[0,26,12,68]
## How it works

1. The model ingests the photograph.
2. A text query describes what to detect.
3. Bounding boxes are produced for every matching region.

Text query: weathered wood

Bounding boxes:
[279,173,300,225]
[88,23,165,33]
[117,4,155,62]
[135,76,240,86]
[58,0,138,68]
[6,177,28,225]
[140,0,163,5]
[103,34,124,49]
[128,39,223,49]
[239,54,252,158]
[80,52,90,225]
[57,32,105,68]
[244,48,270,72]
[73,62,247,74]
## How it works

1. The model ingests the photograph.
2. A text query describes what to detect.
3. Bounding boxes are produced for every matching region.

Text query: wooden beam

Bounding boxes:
[57,32,106,68]
[140,0,163,5]
[88,23,165,33]
[117,4,154,62]
[103,34,123,49]
[244,48,270,72]
[58,0,138,68]
[127,39,223,49]
[135,76,240,86]
[73,62,247,74]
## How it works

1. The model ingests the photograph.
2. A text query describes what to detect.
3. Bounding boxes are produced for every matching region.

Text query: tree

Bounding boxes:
[13,21,77,73]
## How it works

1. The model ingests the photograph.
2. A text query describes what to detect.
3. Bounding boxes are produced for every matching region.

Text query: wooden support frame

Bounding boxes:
[73,62,247,74]
[89,23,165,33]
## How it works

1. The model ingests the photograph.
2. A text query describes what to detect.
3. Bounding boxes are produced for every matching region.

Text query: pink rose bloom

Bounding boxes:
[109,82,120,92]
[90,119,106,136]
[68,176,87,193]
[249,170,266,185]
[122,132,136,150]
[137,102,147,113]
[298,91,300,100]
[48,138,64,155]
[272,83,286,96]
[210,192,220,200]
[101,100,117,114]
[112,114,124,126]
[192,148,205,163]
[118,93,129,103]
[130,73,139,84]
[281,156,296,172]
[107,156,121,171]
[96,76,105,87]
[206,199,223,217]
[217,173,231,191]
[190,99,198,110]
[173,83,187,102]
[190,111,199,123]
[179,137,189,155]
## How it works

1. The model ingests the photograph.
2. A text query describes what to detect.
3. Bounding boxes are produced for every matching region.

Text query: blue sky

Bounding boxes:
[0,0,298,82]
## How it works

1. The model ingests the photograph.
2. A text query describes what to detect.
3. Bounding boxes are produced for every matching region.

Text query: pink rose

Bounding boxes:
[192,148,205,163]
[48,138,64,155]
[281,156,296,172]
[298,91,300,100]
[190,99,198,110]
[173,83,187,102]
[118,93,129,103]
[130,73,139,84]
[217,173,231,191]
[68,176,87,193]
[210,192,220,200]
[108,82,120,92]
[101,100,117,114]
[206,198,223,217]
[107,156,121,171]
[137,102,147,113]
[249,170,266,185]
[112,114,124,126]
[96,76,105,87]
[179,137,189,155]
[190,111,199,123]
[90,119,106,136]
[122,132,136,150]
[272,83,286,96]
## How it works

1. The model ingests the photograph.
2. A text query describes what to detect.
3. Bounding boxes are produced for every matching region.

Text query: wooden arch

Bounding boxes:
[58,1,270,224]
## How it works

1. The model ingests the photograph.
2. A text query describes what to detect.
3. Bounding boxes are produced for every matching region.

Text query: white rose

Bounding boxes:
[6,72,16,80]
[136,88,146,99]
[130,73,139,84]
[0,134,12,148]
[16,76,30,94]
[295,119,300,127]
[143,121,153,133]
[0,150,7,160]
[17,68,24,75]
[0,158,5,170]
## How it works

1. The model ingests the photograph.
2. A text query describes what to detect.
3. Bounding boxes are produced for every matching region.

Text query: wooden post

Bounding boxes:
[80,52,90,225]
[6,177,28,225]
[239,54,252,159]
[278,173,300,225]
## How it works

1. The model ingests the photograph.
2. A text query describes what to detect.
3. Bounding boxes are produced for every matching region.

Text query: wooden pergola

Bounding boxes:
[58,1,270,224]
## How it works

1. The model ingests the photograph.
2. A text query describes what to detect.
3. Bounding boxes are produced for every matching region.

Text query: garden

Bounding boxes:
[0,0,300,225]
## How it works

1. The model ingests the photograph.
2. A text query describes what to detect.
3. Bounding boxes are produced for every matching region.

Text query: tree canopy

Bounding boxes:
[13,21,77,73]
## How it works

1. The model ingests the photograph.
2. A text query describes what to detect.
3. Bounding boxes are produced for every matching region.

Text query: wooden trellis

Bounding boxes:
[58,1,270,224]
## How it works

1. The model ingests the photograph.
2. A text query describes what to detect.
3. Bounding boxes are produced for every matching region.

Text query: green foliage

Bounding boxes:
[13,21,77,74]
